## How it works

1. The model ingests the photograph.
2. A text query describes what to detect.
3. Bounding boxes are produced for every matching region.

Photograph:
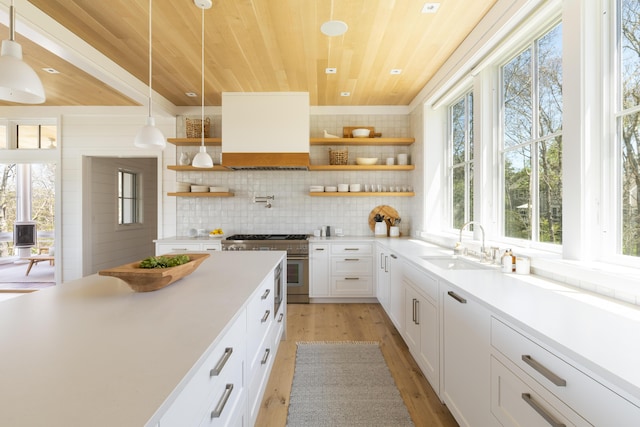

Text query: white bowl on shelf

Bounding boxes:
[191,185,209,193]
[337,184,349,192]
[325,186,338,192]
[349,184,361,192]
[352,128,371,138]
[209,186,229,192]
[356,157,378,165]
[310,185,325,192]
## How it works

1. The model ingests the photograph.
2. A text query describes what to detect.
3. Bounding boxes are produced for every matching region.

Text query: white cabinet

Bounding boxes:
[376,245,390,310]
[441,283,493,427]
[161,313,246,427]
[402,262,439,393]
[490,356,587,427]
[310,243,330,297]
[330,243,374,297]
[309,241,374,299]
[387,254,404,331]
[156,239,222,255]
[491,316,640,426]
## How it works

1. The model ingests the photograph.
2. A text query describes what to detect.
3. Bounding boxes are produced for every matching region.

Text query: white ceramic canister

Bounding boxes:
[386,157,395,165]
[515,256,530,275]
[389,226,400,237]
[397,153,408,165]
[374,222,387,237]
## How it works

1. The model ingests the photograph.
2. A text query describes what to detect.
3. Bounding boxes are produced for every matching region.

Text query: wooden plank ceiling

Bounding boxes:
[4,0,496,107]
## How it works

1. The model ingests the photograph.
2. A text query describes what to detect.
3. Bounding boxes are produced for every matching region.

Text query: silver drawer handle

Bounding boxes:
[261,348,271,365]
[210,384,234,419]
[345,277,360,280]
[171,248,187,251]
[261,288,270,300]
[390,254,398,259]
[344,258,360,261]
[521,393,566,427]
[414,299,420,325]
[315,248,325,251]
[412,298,417,323]
[522,355,567,387]
[206,248,218,251]
[261,310,271,323]
[278,312,284,323]
[210,347,233,377]
[447,291,467,304]
[344,248,360,251]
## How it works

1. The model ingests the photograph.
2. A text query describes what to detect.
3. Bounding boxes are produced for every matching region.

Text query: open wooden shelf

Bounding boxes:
[310,137,414,146]
[167,192,234,197]
[167,165,231,171]
[308,164,414,171]
[167,138,222,146]
[309,192,415,197]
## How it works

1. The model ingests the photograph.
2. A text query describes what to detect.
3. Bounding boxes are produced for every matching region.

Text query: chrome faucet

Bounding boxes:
[455,221,486,260]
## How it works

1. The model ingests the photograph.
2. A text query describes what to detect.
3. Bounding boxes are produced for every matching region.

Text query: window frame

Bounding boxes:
[498,20,564,250]
[448,90,474,230]
[117,168,142,227]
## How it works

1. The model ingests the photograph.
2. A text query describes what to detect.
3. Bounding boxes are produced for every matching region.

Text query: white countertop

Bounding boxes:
[155,236,225,243]
[314,236,640,404]
[0,251,285,427]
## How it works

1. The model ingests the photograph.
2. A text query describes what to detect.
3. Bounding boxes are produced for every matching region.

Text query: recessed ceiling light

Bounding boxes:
[42,67,59,74]
[185,92,198,97]
[320,20,348,36]
[340,92,350,97]
[326,68,337,74]
[421,2,440,13]
[390,69,402,75]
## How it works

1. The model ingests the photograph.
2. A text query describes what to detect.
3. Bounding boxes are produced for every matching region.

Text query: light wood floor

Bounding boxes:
[255,303,458,427]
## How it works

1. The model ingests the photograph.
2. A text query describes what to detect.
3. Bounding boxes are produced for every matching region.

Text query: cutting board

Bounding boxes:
[368,205,399,231]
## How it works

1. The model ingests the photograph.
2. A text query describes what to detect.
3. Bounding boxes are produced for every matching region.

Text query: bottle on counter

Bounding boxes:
[502,249,514,273]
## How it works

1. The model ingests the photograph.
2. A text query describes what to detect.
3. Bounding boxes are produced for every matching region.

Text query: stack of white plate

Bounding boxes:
[310,185,325,192]
[325,186,338,192]
[191,185,209,192]
[209,186,229,192]
[176,182,191,192]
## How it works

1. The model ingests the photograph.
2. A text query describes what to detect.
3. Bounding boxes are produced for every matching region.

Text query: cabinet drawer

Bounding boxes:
[156,243,202,255]
[491,317,640,426]
[491,356,588,427]
[331,256,373,275]
[402,261,438,302]
[246,280,274,371]
[331,243,373,255]
[201,243,222,252]
[330,276,374,296]
[161,314,246,427]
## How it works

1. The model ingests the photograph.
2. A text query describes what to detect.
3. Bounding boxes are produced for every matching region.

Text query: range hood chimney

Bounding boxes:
[221,92,310,170]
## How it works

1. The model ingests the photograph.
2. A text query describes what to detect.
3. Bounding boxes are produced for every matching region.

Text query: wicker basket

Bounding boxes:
[329,148,348,165]
[186,117,211,138]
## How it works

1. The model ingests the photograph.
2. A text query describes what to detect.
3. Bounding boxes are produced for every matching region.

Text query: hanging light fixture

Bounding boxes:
[0,0,45,104]
[134,0,165,149]
[191,0,214,168]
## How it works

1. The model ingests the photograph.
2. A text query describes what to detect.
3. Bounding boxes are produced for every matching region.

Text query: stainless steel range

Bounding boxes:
[222,234,309,303]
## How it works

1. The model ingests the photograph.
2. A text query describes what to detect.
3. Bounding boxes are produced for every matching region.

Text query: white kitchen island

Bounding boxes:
[0,251,286,427]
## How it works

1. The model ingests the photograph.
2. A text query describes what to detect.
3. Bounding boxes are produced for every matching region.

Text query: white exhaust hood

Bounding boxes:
[221,92,310,170]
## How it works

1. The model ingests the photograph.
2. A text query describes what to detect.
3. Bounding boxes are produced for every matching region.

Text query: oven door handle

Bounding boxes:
[287,256,309,260]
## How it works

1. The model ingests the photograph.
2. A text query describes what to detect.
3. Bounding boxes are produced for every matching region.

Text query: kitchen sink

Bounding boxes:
[419,255,494,270]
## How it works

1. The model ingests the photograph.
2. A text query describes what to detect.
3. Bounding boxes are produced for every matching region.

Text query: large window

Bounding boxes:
[449,91,474,229]
[618,0,640,257]
[501,23,563,244]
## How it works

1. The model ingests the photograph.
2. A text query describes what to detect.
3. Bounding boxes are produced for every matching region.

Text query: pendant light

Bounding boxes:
[191,0,214,168]
[0,0,45,104]
[134,0,165,149]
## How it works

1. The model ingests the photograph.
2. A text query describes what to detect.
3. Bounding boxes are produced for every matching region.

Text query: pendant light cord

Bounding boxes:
[148,0,153,118]
[9,1,15,42]
[201,5,205,147]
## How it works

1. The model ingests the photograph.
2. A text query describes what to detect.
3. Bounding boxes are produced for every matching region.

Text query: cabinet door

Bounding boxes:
[309,244,330,297]
[441,284,493,427]
[330,276,374,296]
[156,243,202,255]
[388,254,404,331]
[376,246,390,309]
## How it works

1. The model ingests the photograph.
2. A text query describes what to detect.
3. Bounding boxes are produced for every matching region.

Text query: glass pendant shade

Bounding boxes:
[134,116,166,148]
[0,39,45,104]
[192,145,213,168]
